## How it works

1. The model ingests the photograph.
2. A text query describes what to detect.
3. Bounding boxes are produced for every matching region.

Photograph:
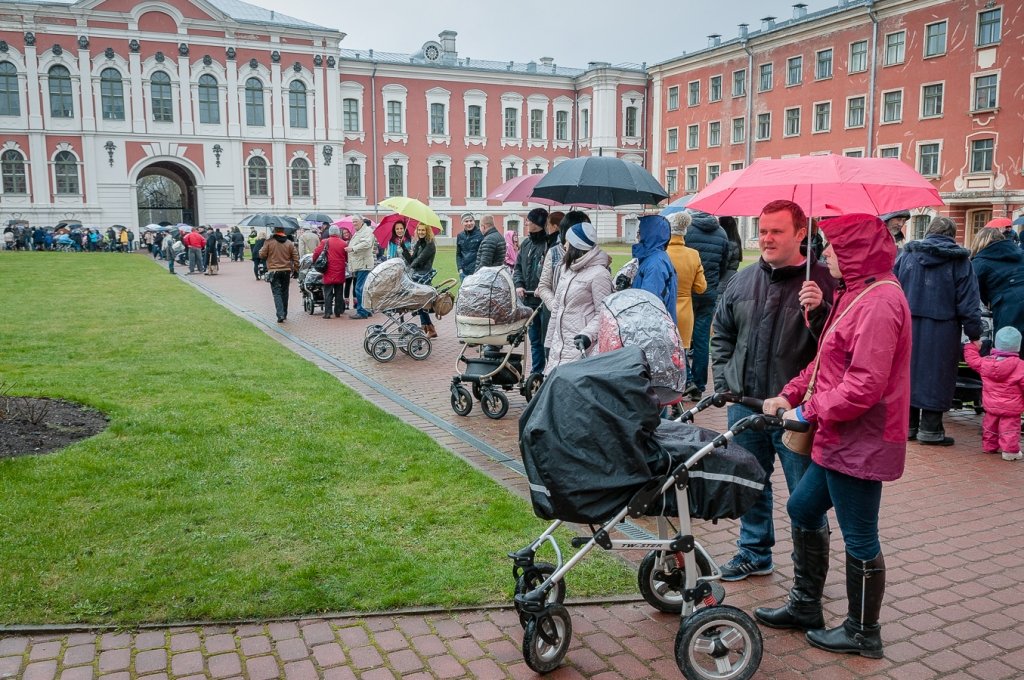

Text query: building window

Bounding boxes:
[847,96,865,127]
[580,108,589,138]
[970,210,993,234]
[343,98,359,132]
[197,74,219,124]
[708,121,721,147]
[288,81,307,128]
[431,164,446,198]
[925,21,947,57]
[54,150,79,194]
[687,124,698,150]
[814,102,831,132]
[978,8,1001,46]
[730,161,744,171]
[731,117,745,144]
[685,167,698,192]
[467,105,482,137]
[666,128,678,152]
[885,31,905,65]
[970,138,993,173]
[666,168,677,194]
[245,78,264,126]
[756,112,770,140]
[973,74,998,111]
[849,40,867,73]
[505,165,518,181]
[882,90,902,123]
[844,149,864,157]
[732,69,746,96]
[921,84,943,118]
[624,106,638,137]
[918,143,940,177]
[911,214,930,240]
[708,164,720,183]
[504,107,518,138]
[290,158,310,197]
[667,85,679,110]
[49,65,74,118]
[345,162,361,196]
[787,56,802,86]
[785,107,800,136]
[469,165,483,198]
[386,100,402,133]
[530,165,543,176]
[247,157,269,196]
[879,146,900,159]
[150,70,172,122]
[429,102,445,135]
[529,108,543,139]
[759,63,773,91]
[388,163,404,196]
[99,68,125,121]
[815,49,833,79]
[687,80,699,106]
[709,75,722,102]
[555,110,568,140]
[1,149,27,194]
[0,62,18,116]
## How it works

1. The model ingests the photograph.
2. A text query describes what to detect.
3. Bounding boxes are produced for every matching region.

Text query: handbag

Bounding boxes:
[313,242,329,273]
[781,280,900,455]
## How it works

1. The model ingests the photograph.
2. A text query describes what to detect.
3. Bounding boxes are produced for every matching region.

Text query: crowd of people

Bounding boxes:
[3,224,139,252]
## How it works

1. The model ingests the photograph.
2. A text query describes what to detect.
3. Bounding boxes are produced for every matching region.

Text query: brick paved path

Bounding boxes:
[3,257,1023,680]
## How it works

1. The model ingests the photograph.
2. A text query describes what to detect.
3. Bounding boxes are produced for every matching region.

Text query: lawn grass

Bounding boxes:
[0,253,635,624]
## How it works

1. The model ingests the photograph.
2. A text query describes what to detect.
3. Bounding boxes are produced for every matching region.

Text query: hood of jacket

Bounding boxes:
[688,210,721,233]
[272,234,289,243]
[820,213,897,284]
[632,215,670,260]
[976,238,1024,265]
[569,246,611,273]
[903,233,970,267]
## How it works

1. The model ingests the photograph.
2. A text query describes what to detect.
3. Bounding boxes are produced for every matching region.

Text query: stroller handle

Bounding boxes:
[677,392,809,432]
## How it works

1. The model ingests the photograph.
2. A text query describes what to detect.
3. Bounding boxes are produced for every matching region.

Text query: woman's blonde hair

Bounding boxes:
[970,227,1004,258]
[417,223,434,242]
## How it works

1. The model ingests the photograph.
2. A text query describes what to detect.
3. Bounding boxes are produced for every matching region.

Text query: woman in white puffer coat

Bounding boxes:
[538,221,613,375]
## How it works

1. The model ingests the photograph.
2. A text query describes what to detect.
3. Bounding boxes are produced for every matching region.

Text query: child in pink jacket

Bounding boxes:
[964,327,1024,461]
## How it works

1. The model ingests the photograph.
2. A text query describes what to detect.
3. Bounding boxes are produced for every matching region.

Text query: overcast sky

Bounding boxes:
[262,0,836,67]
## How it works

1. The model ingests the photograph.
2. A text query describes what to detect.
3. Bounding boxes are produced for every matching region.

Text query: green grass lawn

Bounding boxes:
[0,253,634,624]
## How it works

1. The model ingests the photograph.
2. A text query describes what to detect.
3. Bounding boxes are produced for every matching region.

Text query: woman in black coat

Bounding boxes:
[894,217,982,445]
[402,224,438,337]
[971,227,1024,348]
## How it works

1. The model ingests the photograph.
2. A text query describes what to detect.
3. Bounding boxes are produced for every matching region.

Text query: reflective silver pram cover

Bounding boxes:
[362,258,436,311]
[455,266,533,343]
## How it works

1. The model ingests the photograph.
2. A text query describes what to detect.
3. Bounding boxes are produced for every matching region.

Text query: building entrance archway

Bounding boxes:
[137,162,198,226]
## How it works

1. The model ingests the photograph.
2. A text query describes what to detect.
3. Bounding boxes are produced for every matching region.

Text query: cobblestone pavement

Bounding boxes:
[3,257,1023,680]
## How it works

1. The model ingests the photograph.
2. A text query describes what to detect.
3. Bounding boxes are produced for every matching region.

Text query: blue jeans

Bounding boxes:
[527,307,545,374]
[788,460,882,560]
[729,403,812,565]
[689,294,717,391]
[354,270,370,316]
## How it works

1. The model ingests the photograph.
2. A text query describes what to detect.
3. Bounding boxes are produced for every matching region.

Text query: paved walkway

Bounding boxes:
[3,256,1024,680]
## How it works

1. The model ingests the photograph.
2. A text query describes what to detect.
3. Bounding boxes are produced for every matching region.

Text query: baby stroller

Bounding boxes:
[362,258,456,363]
[511,347,810,678]
[450,266,540,420]
[296,254,325,316]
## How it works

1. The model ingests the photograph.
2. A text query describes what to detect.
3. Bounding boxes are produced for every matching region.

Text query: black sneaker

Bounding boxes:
[719,554,774,582]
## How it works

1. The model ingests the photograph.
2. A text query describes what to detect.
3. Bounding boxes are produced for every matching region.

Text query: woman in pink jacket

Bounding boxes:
[758,213,912,660]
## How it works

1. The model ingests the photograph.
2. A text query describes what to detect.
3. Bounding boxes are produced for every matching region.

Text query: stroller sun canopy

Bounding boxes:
[455,266,533,342]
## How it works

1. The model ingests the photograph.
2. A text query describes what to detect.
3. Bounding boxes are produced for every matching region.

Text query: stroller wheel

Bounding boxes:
[514,562,566,628]
[408,336,432,360]
[451,385,473,416]
[481,390,509,420]
[638,549,717,614]
[303,295,312,314]
[364,323,385,338]
[523,372,544,403]
[675,605,763,680]
[522,603,572,674]
[370,337,397,363]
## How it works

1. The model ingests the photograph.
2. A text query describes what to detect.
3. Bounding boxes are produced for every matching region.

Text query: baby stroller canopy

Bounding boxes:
[363,258,436,311]
[596,289,686,405]
[456,266,533,343]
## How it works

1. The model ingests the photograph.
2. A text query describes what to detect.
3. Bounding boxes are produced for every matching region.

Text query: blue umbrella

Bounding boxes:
[660,194,694,217]
[1013,215,1024,227]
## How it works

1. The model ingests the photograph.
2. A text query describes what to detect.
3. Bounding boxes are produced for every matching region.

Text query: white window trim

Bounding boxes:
[502,155,524,181]
[382,84,408,144]
[877,143,902,159]
[578,95,591,146]
[684,165,699,192]
[38,51,82,131]
[340,81,365,142]
[814,48,833,80]
[731,69,746,98]
[731,116,745,145]
[666,126,679,153]
[383,152,409,197]
[812,100,831,134]
[786,55,803,86]
[620,90,643,145]
[915,139,943,178]
[730,161,744,171]
[843,147,866,157]
[758,62,773,92]
[284,73,314,139]
[501,92,524,148]
[527,156,550,175]
[707,163,721,184]
[50,143,83,199]
[425,86,451,147]
[239,65,272,136]
[527,94,549,149]
[783,106,801,137]
[755,113,771,141]
[884,30,906,66]
[970,69,1000,114]
[665,167,678,195]
[666,85,679,111]
[687,80,700,106]
[463,89,488,148]
[686,123,699,150]
[288,151,314,203]
[707,120,721,148]
[845,94,866,129]
[464,154,488,204]
[880,87,904,125]
[708,74,722,102]
[552,96,573,149]
[426,153,452,203]
[976,6,1002,47]
[923,20,948,58]
[919,80,945,120]
[343,150,367,199]
[191,60,227,130]
[848,40,868,74]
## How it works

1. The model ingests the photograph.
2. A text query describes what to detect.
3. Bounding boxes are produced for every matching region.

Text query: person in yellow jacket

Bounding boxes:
[667,211,707,349]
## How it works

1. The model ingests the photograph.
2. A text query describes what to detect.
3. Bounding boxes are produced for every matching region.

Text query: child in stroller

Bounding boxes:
[362,258,456,363]
[296,254,325,316]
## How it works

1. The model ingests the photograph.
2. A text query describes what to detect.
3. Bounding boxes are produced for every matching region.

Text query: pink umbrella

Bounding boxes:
[374,213,441,250]
[487,173,557,206]
[332,217,355,231]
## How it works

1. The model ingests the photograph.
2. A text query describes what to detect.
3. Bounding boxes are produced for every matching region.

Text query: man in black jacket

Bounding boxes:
[514,208,550,374]
[710,199,836,590]
[455,213,483,279]
[475,215,506,270]
[684,210,731,397]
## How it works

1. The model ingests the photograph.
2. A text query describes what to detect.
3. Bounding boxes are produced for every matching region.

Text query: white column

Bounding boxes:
[650,75,663,177]
[78,46,96,132]
[325,64,341,141]
[590,80,618,155]
[270,62,284,137]
[128,50,144,132]
[177,53,193,135]
[272,141,286,208]
[25,44,43,130]
[313,65,325,141]
[29,134,49,209]
[226,56,239,137]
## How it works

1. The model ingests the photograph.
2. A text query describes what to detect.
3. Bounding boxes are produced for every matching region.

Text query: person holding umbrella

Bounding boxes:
[259,225,300,323]
[402,223,438,337]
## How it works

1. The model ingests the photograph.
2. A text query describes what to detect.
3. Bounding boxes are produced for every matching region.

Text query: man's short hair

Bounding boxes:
[760,200,808,234]
[481,215,495,228]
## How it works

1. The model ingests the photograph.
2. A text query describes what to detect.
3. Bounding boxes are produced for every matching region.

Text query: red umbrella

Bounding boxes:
[487,173,557,206]
[374,213,441,249]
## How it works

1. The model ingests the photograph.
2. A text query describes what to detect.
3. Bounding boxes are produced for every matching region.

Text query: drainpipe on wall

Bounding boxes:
[572,80,579,158]
[866,1,878,158]
[743,42,753,168]
[370,61,379,217]
[642,73,650,171]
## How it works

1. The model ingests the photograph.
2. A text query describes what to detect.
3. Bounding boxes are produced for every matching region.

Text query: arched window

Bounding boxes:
[1,150,27,194]
[54,150,79,195]
[288,80,307,128]
[48,65,73,118]
[197,74,219,124]
[150,71,173,122]
[0,62,19,116]
[290,158,310,198]
[247,157,268,196]
[99,68,125,121]
[244,77,264,126]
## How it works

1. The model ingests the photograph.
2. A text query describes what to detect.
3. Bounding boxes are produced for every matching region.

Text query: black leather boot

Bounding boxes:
[754,525,830,630]
[806,551,885,659]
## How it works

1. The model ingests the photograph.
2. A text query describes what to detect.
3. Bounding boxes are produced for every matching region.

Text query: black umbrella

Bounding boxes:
[238,214,300,233]
[532,156,668,207]
[302,213,333,224]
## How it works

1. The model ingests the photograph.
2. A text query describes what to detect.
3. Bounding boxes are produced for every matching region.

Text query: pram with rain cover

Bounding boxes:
[362,258,456,363]
[450,265,539,419]
[296,254,325,316]
[510,346,810,678]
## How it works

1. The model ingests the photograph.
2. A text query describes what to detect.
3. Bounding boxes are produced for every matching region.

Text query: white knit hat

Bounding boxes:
[566,222,598,251]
